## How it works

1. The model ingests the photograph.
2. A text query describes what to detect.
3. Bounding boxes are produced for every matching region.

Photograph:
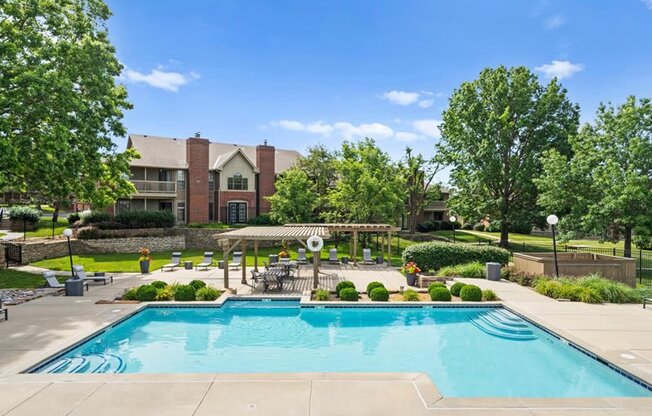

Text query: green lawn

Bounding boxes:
[0,232,5,238]
[0,269,65,289]
[24,217,68,239]
[452,230,623,248]
[432,230,494,244]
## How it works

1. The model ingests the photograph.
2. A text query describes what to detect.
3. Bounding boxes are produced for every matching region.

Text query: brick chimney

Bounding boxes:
[256,141,276,213]
[186,137,210,223]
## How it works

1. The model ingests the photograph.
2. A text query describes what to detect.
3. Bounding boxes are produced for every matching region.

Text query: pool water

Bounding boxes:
[33,301,651,398]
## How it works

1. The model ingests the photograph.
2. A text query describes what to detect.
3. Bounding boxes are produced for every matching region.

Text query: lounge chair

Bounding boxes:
[42,271,88,291]
[297,248,307,264]
[229,251,242,270]
[329,248,339,264]
[195,252,214,271]
[0,300,7,321]
[645,297,652,309]
[362,248,376,265]
[162,252,182,272]
[73,265,113,285]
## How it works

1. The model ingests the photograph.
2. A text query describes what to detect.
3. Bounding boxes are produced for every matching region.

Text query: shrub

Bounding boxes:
[122,287,138,300]
[76,226,99,240]
[427,282,446,292]
[81,211,111,224]
[578,287,603,304]
[173,285,196,301]
[460,285,482,301]
[482,289,498,301]
[369,287,389,301]
[535,279,561,298]
[248,213,276,225]
[462,223,473,230]
[509,220,532,235]
[67,213,80,225]
[460,262,485,279]
[155,287,173,301]
[95,221,127,230]
[189,280,207,291]
[9,206,40,223]
[314,289,330,301]
[450,282,467,297]
[486,221,501,232]
[634,235,652,250]
[576,275,639,303]
[429,287,452,301]
[402,289,420,301]
[196,286,221,301]
[473,223,485,231]
[339,287,358,301]
[438,265,462,276]
[402,242,510,271]
[135,284,157,301]
[150,280,167,289]
[366,281,385,294]
[115,210,175,229]
[417,221,441,232]
[440,221,460,231]
[335,281,355,297]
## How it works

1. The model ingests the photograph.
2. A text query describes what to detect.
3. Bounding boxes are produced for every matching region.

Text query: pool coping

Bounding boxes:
[9,294,652,411]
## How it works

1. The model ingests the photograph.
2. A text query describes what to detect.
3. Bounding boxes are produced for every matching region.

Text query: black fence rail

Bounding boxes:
[494,241,652,286]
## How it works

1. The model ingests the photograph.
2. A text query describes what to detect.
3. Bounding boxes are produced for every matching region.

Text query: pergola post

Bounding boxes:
[381,233,385,262]
[254,240,259,272]
[387,230,392,267]
[313,249,319,289]
[241,239,247,284]
[352,230,358,265]
[223,241,230,289]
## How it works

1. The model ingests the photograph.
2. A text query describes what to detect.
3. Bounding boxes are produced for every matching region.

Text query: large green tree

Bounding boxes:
[266,167,317,224]
[438,65,579,247]
[0,0,136,212]
[297,144,337,221]
[402,147,442,234]
[536,96,652,257]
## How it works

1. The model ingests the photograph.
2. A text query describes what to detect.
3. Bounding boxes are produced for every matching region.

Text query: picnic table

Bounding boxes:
[256,262,300,292]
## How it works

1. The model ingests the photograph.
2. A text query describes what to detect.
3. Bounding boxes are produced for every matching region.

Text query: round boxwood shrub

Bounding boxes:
[459,284,482,301]
[196,286,221,301]
[369,287,389,301]
[366,281,385,294]
[402,289,420,301]
[122,287,138,301]
[150,280,167,289]
[135,284,157,301]
[450,282,467,297]
[427,282,446,292]
[335,281,355,297]
[173,284,196,301]
[429,287,452,301]
[189,279,207,290]
[339,287,358,301]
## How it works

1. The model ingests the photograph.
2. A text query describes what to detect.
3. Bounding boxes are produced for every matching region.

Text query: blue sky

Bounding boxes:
[108,0,652,175]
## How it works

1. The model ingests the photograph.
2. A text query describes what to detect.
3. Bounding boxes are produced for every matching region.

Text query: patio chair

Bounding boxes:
[329,248,340,264]
[262,270,283,292]
[229,251,242,270]
[161,252,182,272]
[0,300,7,321]
[297,248,307,264]
[195,252,214,271]
[645,297,652,309]
[362,248,375,265]
[42,271,88,291]
[72,265,113,285]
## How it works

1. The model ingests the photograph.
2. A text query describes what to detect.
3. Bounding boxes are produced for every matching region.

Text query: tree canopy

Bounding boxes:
[296,144,337,221]
[438,65,579,247]
[266,167,317,224]
[402,147,442,234]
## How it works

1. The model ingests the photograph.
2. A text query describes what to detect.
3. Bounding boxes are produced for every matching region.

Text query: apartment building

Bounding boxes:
[115,134,301,224]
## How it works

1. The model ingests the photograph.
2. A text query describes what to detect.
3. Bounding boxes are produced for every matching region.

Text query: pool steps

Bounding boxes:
[468,310,537,341]
[40,353,125,374]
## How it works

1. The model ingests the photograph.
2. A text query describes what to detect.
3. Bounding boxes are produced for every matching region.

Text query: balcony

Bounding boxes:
[132,180,176,196]
[424,200,448,211]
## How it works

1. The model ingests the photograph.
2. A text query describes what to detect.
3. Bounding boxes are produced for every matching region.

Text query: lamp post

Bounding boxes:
[449,216,457,243]
[547,215,559,278]
[63,228,75,279]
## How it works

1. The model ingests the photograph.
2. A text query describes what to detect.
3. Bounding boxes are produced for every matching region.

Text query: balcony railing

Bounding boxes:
[424,200,448,210]
[132,180,176,194]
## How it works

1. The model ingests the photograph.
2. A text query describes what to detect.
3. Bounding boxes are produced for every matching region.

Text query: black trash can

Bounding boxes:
[376,256,384,264]
[65,278,84,296]
[184,261,193,270]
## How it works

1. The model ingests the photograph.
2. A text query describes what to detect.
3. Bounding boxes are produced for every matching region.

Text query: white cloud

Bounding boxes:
[535,60,584,80]
[418,99,434,108]
[544,15,566,29]
[642,0,652,9]
[395,132,425,142]
[121,65,200,92]
[272,120,334,135]
[412,119,442,139]
[334,122,394,139]
[382,90,420,106]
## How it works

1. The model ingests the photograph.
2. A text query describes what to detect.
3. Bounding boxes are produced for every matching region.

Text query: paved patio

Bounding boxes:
[0,269,651,415]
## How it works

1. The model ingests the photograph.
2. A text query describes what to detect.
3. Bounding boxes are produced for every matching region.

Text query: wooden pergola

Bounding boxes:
[285,223,401,266]
[216,226,330,289]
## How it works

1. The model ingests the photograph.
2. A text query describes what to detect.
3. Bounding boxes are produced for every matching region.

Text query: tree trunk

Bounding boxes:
[624,226,632,258]
[499,221,509,249]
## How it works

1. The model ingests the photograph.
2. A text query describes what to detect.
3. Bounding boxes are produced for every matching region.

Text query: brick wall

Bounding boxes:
[186,137,210,223]
[256,144,275,213]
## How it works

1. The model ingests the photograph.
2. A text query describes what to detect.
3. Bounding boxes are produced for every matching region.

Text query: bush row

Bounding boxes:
[402,242,510,271]
[8,206,41,223]
[70,209,176,230]
[416,220,461,233]
[122,279,221,302]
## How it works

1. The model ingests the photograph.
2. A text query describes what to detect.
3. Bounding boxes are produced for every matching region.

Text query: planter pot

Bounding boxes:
[139,260,150,274]
[405,272,417,286]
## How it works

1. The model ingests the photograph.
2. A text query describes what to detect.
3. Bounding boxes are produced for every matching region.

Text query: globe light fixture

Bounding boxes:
[62,228,75,278]
[547,215,560,278]
[449,216,457,243]
[546,214,559,226]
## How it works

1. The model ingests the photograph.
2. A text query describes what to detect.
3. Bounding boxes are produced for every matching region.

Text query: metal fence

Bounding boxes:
[495,241,652,286]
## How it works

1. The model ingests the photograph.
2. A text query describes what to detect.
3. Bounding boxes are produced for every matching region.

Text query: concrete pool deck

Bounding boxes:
[0,268,651,415]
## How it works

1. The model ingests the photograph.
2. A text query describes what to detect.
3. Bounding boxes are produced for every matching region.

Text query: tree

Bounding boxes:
[297,145,337,221]
[402,147,442,233]
[536,96,652,257]
[438,65,579,247]
[266,167,317,224]
[327,138,404,226]
[0,0,136,213]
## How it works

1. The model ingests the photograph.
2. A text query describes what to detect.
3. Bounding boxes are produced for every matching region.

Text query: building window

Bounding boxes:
[227,173,248,190]
[209,202,214,221]
[177,170,186,190]
[117,200,130,214]
[177,202,185,222]
[208,172,215,191]
[158,169,171,182]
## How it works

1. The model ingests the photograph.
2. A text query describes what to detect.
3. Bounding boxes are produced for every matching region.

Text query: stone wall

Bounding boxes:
[178,227,230,250]
[76,236,185,254]
[21,240,72,263]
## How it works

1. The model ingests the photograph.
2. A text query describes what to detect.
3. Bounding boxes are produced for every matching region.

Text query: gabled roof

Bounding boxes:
[211,147,259,173]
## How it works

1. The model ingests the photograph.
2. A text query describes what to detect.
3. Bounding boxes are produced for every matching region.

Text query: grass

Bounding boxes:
[0,232,5,238]
[0,269,66,289]
[464,230,623,248]
[432,230,494,244]
[24,217,68,239]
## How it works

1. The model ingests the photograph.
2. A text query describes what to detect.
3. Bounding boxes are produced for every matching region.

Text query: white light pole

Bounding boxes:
[62,228,75,279]
[546,215,559,278]
[449,216,457,243]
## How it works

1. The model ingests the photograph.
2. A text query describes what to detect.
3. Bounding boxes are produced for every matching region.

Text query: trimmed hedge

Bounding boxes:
[459,285,482,301]
[150,280,167,289]
[366,281,385,294]
[339,287,358,301]
[401,242,510,271]
[173,284,196,301]
[135,284,157,301]
[189,280,207,290]
[429,287,452,301]
[369,287,389,301]
[335,281,355,297]
[450,282,467,297]
[8,206,40,223]
[80,210,111,224]
[115,210,175,229]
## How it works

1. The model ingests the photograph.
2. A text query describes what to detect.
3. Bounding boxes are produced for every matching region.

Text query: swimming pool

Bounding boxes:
[31,300,651,398]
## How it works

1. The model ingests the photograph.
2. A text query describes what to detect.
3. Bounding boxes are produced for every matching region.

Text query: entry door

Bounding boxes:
[228,202,247,223]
